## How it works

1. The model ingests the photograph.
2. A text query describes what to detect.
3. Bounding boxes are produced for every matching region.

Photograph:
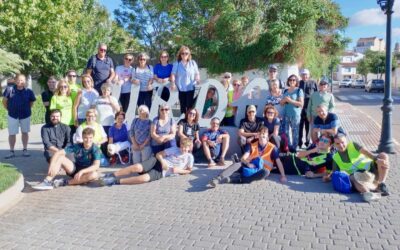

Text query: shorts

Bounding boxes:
[139,156,162,182]
[67,164,87,178]
[8,116,30,135]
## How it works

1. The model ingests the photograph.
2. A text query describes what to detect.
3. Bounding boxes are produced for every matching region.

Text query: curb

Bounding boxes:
[0,174,25,215]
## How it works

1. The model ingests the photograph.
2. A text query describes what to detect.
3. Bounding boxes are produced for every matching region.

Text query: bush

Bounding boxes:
[0,95,45,130]
[0,163,20,193]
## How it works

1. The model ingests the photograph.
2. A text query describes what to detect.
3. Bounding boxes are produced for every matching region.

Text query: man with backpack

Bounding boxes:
[324,133,390,202]
[267,65,285,90]
[86,43,115,93]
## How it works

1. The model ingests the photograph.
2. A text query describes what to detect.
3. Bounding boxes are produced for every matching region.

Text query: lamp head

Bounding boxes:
[377,0,389,12]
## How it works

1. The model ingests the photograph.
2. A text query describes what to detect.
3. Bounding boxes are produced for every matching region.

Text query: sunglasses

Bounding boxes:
[160,56,168,58]
[181,52,189,55]
[248,111,255,113]
[160,108,169,111]
[320,138,330,144]
[139,58,146,61]
[68,75,77,78]
[289,79,297,82]
[266,112,274,115]
[224,76,231,79]
[99,48,107,52]
[124,58,133,61]
[189,112,196,116]
[233,84,240,86]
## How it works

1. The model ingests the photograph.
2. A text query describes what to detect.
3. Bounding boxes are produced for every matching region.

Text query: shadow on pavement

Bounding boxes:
[186,167,220,193]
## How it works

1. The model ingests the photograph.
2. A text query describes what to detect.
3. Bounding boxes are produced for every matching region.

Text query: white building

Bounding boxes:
[354,37,385,54]
[335,51,364,81]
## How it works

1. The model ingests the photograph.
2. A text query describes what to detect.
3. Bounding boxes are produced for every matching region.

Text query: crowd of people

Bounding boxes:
[1,43,391,202]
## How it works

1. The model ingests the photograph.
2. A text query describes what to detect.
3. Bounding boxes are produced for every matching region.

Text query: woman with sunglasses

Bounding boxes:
[65,69,81,102]
[42,76,58,124]
[263,105,281,148]
[115,53,134,112]
[50,79,75,134]
[74,74,99,126]
[132,52,154,109]
[151,104,177,154]
[178,108,201,152]
[154,51,173,101]
[170,46,200,114]
[281,75,304,152]
[281,134,334,178]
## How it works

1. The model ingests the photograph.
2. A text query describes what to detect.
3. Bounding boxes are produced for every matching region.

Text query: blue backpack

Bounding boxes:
[241,157,264,177]
[332,171,352,193]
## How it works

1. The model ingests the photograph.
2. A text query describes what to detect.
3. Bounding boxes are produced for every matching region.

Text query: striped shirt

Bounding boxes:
[132,65,154,92]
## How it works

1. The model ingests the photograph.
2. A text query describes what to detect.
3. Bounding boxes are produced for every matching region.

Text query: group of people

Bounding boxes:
[1,43,391,202]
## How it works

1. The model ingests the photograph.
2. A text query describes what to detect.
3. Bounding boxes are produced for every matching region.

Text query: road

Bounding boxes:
[333,85,400,146]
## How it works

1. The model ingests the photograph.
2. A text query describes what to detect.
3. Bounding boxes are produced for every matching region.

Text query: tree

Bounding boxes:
[357,50,396,80]
[0,0,139,83]
[0,25,27,75]
[118,0,349,75]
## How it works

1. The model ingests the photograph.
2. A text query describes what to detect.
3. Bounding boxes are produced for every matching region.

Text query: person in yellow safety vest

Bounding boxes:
[208,127,287,188]
[282,134,334,178]
[324,133,390,200]
[220,72,235,126]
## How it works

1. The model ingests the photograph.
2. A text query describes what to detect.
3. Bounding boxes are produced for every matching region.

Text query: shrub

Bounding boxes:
[0,163,20,193]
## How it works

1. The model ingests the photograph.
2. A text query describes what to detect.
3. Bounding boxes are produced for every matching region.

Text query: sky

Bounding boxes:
[100,0,400,51]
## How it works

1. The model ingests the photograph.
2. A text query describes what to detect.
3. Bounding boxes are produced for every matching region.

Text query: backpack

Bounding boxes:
[331,171,352,194]
[241,157,264,177]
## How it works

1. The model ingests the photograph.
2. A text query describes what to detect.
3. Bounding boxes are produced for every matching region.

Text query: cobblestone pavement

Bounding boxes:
[0,100,399,250]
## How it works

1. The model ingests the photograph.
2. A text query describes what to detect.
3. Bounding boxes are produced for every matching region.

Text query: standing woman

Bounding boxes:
[266,79,285,124]
[153,51,173,101]
[151,104,177,154]
[130,105,152,164]
[170,46,200,114]
[132,52,154,110]
[178,108,201,152]
[114,53,134,112]
[50,80,75,133]
[221,72,235,126]
[281,75,304,152]
[93,83,120,136]
[74,74,99,125]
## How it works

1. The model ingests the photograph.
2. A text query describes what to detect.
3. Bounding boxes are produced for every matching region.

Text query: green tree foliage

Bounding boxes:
[357,50,396,80]
[0,0,138,82]
[0,25,27,75]
[117,0,349,75]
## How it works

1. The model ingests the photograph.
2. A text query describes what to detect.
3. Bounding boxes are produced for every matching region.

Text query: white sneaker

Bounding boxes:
[362,192,381,202]
[22,149,30,157]
[32,179,54,191]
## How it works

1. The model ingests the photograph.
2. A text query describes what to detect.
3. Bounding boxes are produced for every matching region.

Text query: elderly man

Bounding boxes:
[298,69,318,148]
[325,133,390,202]
[202,117,230,167]
[86,43,115,93]
[41,109,71,162]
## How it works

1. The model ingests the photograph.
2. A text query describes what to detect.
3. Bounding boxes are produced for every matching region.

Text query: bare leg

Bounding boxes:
[350,175,369,193]
[8,135,16,151]
[120,173,150,185]
[220,135,230,159]
[45,155,75,181]
[202,142,212,161]
[114,163,144,177]
[376,153,389,183]
[22,132,29,149]
[69,171,99,185]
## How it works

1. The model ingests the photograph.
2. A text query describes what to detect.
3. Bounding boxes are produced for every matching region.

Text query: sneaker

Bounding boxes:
[362,191,381,202]
[32,179,54,191]
[4,151,15,159]
[231,153,240,163]
[53,178,68,188]
[22,149,30,157]
[121,155,129,164]
[378,183,390,196]
[99,176,117,186]
[208,159,216,168]
[109,155,117,165]
[209,178,220,188]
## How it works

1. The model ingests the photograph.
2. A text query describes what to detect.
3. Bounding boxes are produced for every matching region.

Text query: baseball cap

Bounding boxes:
[301,69,310,75]
[247,105,257,112]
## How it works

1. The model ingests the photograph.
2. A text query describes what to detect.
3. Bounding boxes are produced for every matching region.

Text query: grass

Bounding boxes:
[0,95,45,129]
[0,163,20,193]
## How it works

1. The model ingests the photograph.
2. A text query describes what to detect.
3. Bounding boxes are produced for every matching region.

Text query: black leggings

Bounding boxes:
[178,90,195,114]
[120,93,131,112]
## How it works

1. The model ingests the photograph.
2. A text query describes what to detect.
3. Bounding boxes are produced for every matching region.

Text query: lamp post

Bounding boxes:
[377,0,395,153]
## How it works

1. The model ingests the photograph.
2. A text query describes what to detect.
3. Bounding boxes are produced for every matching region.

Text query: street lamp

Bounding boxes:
[377,0,395,153]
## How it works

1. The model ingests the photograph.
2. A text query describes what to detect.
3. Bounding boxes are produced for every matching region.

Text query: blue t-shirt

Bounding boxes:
[154,63,173,79]
[202,129,227,143]
[313,113,339,130]
[86,55,114,87]
[283,88,304,118]
[3,86,36,119]
[263,117,280,135]
[64,143,102,168]
[171,60,199,92]
[244,143,279,161]
[130,118,152,145]
[151,117,176,146]
[109,123,129,143]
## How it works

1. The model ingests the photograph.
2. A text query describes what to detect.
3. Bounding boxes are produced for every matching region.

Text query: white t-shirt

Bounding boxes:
[132,65,154,92]
[115,65,133,94]
[162,147,194,177]
[77,89,99,120]
[93,96,119,126]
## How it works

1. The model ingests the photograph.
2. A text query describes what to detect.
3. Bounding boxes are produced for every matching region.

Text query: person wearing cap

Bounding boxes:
[130,105,152,164]
[221,72,235,126]
[238,105,264,152]
[324,133,390,202]
[298,69,317,148]
[267,65,285,90]
[209,127,287,187]
[201,117,230,167]
[306,79,335,143]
